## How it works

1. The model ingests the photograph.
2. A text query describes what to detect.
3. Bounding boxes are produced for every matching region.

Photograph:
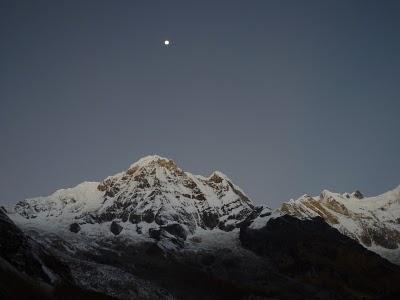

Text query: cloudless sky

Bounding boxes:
[1,0,399,207]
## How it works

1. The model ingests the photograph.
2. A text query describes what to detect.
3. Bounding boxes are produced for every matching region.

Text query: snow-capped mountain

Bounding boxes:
[14,155,255,243]
[250,186,400,264]
[5,155,400,299]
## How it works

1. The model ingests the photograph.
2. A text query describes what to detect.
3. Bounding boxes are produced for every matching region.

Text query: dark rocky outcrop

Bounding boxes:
[240,215,400,299]
[142,210,155,223]
[148,223,187,241]
[352,190,364,199]
[161,223,187,240]
[237,206,263,228]
[201,211,220,229]
[110,221,123,235]
[129,212,141,224]
[148,228,161,240]
[69,223,81,233]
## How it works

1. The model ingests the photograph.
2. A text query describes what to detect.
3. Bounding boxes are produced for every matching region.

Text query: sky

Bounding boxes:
[1,0,400,208]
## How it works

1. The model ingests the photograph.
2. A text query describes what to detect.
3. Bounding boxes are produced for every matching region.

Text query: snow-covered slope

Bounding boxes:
[250,186,400,264]
[13,155,255,243]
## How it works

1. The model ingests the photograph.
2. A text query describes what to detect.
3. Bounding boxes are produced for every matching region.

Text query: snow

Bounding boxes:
[13,181,104,233]
[249,209,279,230]
[128,154,170,170]
[11,155,257,252]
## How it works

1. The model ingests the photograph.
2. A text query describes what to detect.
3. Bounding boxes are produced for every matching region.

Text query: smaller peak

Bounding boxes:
[293,194,312,203]
[351,190,364,199]
[320,189,336,199]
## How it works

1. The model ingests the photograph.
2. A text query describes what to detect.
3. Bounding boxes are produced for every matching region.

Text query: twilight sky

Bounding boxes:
[1,0,399,208]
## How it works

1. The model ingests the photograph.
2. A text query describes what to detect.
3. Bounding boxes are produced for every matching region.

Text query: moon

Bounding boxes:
[164,40,170,46]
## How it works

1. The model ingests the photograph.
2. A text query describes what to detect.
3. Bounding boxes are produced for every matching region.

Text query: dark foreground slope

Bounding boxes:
[0,209,116,300]
[4,207,400,299]
[240,215,400,299]
[0,208,71,284]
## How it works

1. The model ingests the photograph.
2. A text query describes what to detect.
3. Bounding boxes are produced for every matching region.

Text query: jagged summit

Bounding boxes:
[14,155,256,244]
[128,154,175,169]
[126,155,233,185]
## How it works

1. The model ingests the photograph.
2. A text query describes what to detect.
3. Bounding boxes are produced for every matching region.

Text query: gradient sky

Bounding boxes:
[1,0,400,208]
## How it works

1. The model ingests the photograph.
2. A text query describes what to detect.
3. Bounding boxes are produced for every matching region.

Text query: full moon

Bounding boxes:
[164,40,170,46]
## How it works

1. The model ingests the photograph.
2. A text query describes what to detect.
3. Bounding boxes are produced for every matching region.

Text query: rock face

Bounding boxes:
[271,187,400,264]
[14,155,256,238]
[162,223,187,240]
[110,221,123,235]
[0,209,71,284]
[240,215,400,299]
[69,223,81,233]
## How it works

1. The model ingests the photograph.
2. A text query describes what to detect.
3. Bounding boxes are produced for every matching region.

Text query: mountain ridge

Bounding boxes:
[250,184,400,264]
[4,154,400,299]
[13,155,256,245]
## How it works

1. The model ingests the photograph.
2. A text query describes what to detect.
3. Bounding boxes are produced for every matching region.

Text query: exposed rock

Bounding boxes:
[159,232,185,248]
[148,228,161,240]
[161,223,187,240]
[142,210,155,223]
[360,226,400,249]
[129,212,141,224]
[126,165,139,175]
[154,211,168,226]
[209,173,223,183]
[97,212,116,223]
[97,183,107,191]
[135,224,143,234]
[352,190,364,199]
[218,223,235,231]
[69,223,81,233]
[201,211,219,229]
[110,221,123,235]
[238,206,264,228]
[120,211,129,222]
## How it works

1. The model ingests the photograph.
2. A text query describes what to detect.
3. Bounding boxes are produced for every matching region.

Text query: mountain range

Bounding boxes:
[1,155,400,299]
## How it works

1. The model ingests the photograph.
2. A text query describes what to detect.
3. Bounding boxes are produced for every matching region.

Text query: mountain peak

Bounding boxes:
[125,155,182,177]
[128,154,173,169]
[15,155,255,238]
